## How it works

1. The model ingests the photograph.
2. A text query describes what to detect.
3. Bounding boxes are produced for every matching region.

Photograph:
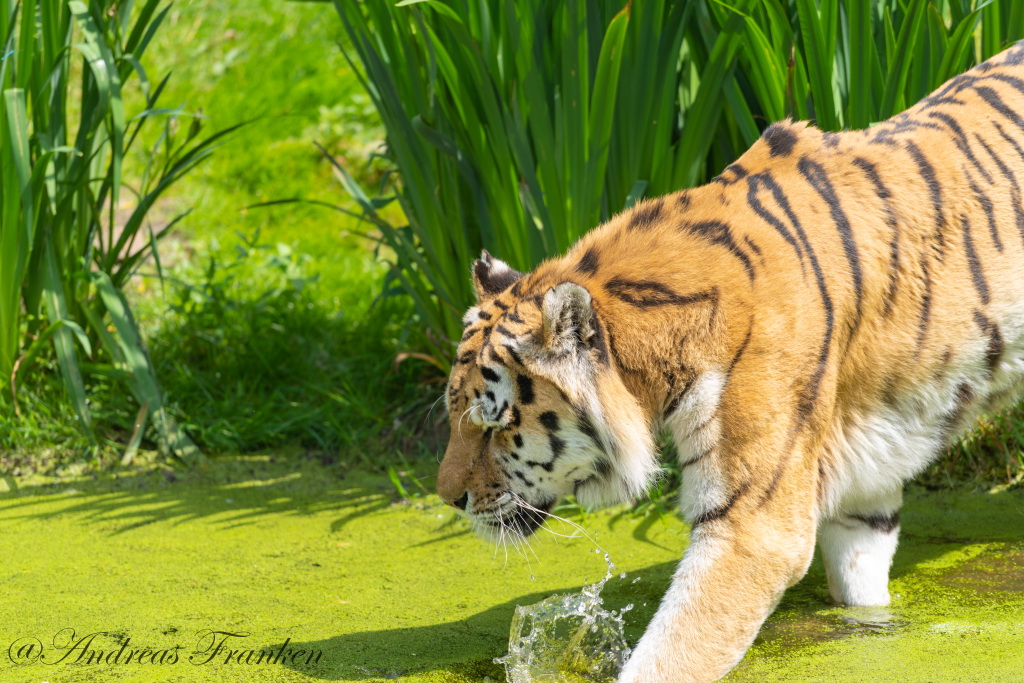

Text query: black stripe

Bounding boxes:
[871,116,942,146]
[797,156,864,342]
[1003,40,1024,65]
[664,376,695,417]
[762,122,798,156]
[712,163,749,185]
[679,448,711,469]
[573,475,598,496]
[747,171,834,428]
[849,513,899,534]
[603,322,635,376]
[943,382,975,442]
[851,156,900,317]
[972,310,1004,374]
[961,214,990,305]
[575,410,604,453]
[548,435,566,461]
[456,351,474,365]
[590,309,611,366]
[984,72,1024,99]
[926,111,993,184]
[605,277,718,309]
[994,120,1024,164]
[916,254,933,352]
[745,175,805,271]
[728,322,753,374]
[628,199,664,230]
[968,176,1003,251]
[525,459,554,473]
[904,141,946,256]
[921,73,974,109]
[973,85,1024,135]
[677,192,692,209]
[460,327,479,342]
[513,470,535,487]
[691,480,751,527]
[539,411,559,431]
[682,220,756,282]
[495,324,517,339]
[516,374,534,405]
[816,461,830,505]
[758,463,785,506]
[576,247,600,275]
[823,132,840,148]
[974,130,1024,246]
[493,299,510,311]
[503,344,524,367]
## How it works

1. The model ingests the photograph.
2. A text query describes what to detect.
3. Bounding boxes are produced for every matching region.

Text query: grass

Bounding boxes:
[2,0,1021,496]
[0,0,439,468]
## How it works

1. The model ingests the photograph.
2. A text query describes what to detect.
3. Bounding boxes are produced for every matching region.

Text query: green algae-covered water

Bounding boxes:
[0,455,1021,682]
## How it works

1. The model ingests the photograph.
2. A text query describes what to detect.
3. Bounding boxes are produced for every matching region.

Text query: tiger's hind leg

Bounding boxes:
[818,487,902,606]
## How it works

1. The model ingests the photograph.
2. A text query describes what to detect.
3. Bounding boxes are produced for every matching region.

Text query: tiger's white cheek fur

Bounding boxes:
[499,425,609,506]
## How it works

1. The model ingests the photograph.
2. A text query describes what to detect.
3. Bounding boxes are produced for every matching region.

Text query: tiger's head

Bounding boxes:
[437,251,658,541]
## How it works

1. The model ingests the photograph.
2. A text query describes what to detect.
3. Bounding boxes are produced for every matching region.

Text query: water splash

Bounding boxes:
[496,555,632,683]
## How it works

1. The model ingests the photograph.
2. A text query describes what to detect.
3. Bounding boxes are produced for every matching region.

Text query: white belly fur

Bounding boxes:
[827,310,1024,516]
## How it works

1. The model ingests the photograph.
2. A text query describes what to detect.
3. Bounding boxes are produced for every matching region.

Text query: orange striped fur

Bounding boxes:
[437,43,1024,681]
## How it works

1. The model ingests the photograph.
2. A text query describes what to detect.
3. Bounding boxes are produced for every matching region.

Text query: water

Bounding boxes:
[496,555,633,683]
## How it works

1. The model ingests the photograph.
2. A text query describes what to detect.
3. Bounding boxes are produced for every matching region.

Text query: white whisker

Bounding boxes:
[511,492,606,554]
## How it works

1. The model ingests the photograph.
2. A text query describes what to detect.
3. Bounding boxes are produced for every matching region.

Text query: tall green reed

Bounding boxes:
[331,0,1023,369]
[0,0,234,463]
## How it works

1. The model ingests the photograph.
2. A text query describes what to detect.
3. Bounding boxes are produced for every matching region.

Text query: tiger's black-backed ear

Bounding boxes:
[472,250,523,301]
[541,282,596,356]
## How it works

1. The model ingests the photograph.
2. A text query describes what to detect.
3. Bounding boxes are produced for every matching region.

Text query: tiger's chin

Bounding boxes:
[470,498,555,542]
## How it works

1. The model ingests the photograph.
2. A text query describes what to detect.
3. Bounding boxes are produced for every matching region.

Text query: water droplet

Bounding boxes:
[530,575,535,582]
[619,572,626,579]
[632,576,640,584]
[496,571,632,682]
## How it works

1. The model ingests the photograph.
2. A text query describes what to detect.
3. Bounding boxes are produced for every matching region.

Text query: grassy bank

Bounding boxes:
[2,0,439,465]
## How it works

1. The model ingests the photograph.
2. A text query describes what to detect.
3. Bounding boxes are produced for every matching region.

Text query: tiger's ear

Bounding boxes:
[472,250,523,301]
[541,283,597,356]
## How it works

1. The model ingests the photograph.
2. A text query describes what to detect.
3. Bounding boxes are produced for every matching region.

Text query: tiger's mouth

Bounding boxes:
[481,497,555,537]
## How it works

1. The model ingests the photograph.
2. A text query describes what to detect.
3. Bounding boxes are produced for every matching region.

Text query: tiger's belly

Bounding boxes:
[829,311,1024,513]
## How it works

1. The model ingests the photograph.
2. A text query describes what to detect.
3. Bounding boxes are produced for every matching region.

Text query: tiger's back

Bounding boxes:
[438,42,1024,682]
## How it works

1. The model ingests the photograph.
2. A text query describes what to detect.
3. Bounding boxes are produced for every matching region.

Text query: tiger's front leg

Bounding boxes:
[618,456,817,682]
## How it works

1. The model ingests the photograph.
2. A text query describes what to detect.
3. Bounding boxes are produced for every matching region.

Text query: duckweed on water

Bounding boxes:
[0,455,1022,682]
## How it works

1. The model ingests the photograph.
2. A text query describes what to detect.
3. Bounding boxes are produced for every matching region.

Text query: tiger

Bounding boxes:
[436,41,1024,682]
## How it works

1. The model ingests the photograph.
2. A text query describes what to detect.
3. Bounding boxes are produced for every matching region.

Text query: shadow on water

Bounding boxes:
[268,560,679,681]
[0,454,401,536]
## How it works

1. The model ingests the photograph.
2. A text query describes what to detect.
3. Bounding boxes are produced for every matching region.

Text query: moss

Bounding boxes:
[0,457,1021,682]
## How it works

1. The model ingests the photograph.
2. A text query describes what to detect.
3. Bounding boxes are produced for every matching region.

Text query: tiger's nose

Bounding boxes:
[448,492,468,510]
